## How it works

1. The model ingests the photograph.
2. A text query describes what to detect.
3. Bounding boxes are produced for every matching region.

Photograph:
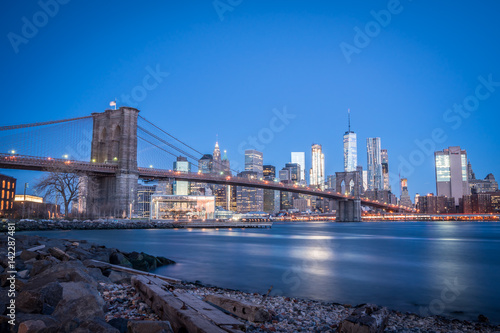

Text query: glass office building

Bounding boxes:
[291,152,306,182]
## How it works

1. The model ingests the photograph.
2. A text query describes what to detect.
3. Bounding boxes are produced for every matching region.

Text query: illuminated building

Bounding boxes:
[150,195,215,220]
[381,149,390,190]
[309,144,325,189]
[366,138,383,191]
[491,191,500,213]
[291,152,306,182]
[434,146,469,206]
[0,174,16,216]
[460,193,492,214]
[236,171,263,212]
[400,178,412,207]
[245,149,263,176]
[263,165,276,179]
[212,139,222,173]
[285,163,300,183]
[198,154,213,174]
[416,194,455,214]
[13,194,60,219]
[343,109,357,172]
[173,156,191,195]
[263,165,279,214]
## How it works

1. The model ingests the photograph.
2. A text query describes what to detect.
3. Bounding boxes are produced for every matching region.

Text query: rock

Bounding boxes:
[338,304,389,333]
[17,319,46,333]
[108,270,131,284]
[39,282,63,314]
[52,282,105,324]
[73,317,120,333]
[30,259,55,276]
[16,313,60,331]
[66,247,93,261]
[17,269,30,279]
[108,317,129,333]
[24,261,98,291]
[127,320,174,333]
[478,314,489,323]
[17,290,44,313]
[20,250,38,261]
[48,247,74,261]
[156,256,175,266]
[87,267,112,284]
[125,252,149,271]
[109,252,133,268]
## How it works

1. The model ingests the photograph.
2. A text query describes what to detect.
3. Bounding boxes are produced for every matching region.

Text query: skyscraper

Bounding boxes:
[366,138,383,191]
[245,149,263,176]
[381,149,390,190]
[400,178,412,207]
[198,154,213,174]
[212,138,222,174]
[309,144,325,190]
[285,163,301,183]
[237,150,264,212]
[173,156,191,195]
[435,146,470,206]
[291,152,306,182]
[343,109,357,172]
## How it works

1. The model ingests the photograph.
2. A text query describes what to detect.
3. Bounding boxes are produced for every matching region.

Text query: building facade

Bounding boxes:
[0,174,16,217]
[309,144,325,189]
[435,146,469,206]
[291,152,306,183]
[400,178,413,207]
[173,156,191,195]
[381,149,390,190]
[366,138,383,191]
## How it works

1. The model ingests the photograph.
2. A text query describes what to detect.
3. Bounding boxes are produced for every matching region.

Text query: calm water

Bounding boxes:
[22,221,500,323]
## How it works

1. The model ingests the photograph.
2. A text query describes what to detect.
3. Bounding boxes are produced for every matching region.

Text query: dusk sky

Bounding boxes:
[2,0,500,198]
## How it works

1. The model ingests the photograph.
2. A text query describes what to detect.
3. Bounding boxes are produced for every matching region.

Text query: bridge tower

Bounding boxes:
[89,107,139,217]
[335,171,362,222]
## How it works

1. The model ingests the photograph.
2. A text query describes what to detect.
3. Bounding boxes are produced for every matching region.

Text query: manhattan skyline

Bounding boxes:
[2,1,500,200]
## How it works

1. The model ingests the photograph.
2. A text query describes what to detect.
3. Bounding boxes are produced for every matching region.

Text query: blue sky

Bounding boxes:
[1,0,499,199]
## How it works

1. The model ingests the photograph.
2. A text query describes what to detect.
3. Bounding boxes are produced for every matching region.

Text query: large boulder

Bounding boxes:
[24,261,98,291]
[17,290,44,313]
[52,281,106,326]
[109,252,133,268]
[47,247,74,261]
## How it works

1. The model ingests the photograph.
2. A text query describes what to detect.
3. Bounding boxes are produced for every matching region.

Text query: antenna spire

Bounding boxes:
[348,108,351,132]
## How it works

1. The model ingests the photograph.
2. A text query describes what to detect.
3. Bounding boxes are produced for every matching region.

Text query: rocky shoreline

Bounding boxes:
[1,219,175,232]
[1,234,499,332]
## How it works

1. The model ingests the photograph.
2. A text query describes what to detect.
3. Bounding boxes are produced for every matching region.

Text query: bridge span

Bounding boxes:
[0,153,414,214]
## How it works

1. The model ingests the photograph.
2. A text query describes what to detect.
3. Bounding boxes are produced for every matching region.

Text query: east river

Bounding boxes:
[22,221,500,323]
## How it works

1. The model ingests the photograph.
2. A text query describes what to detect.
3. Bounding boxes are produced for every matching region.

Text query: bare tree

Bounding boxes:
[34,165,84,218]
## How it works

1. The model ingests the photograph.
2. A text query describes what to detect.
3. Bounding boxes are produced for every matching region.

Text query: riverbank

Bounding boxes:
[2,235,500,332]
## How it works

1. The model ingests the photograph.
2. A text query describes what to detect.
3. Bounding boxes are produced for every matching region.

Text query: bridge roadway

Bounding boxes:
[0,153,415,213]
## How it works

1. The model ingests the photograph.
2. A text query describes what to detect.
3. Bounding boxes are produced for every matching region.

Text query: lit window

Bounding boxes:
[2,181,4,188]
[10,202,13,209]
[1,201,3,210]
[6,191,9,199]
[7,182,10,190]
[1,190,3,199]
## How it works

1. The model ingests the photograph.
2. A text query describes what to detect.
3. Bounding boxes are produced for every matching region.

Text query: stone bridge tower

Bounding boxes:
[335,170,361,222]
[89,107,139,217]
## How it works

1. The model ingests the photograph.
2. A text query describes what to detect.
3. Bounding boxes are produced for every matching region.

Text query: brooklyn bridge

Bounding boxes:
[0,107,415,221]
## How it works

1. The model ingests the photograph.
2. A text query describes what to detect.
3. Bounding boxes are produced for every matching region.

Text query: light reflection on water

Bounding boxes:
[21,221,500,323]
